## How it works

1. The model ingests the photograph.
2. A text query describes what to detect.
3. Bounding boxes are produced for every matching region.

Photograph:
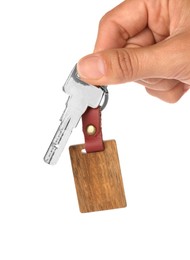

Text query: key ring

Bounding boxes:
[100,86,109,111]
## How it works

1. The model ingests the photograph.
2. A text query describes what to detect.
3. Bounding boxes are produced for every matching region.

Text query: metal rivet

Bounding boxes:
[86,125,96,136]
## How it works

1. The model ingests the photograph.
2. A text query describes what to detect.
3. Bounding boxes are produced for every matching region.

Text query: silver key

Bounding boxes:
[44,64,108,165]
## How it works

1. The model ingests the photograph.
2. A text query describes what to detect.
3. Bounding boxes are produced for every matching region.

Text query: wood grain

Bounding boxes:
[69,140,127,213]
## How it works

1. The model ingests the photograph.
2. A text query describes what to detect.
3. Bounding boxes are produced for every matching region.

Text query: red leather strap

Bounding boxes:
[82,107,104,153]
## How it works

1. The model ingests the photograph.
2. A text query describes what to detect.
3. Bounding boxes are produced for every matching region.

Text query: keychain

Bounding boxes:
[44,65,127,213]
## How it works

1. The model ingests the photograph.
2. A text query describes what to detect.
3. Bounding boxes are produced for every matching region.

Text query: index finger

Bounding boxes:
[94,0,148,52]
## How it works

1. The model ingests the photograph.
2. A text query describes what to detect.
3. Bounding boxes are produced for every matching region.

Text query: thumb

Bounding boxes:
[77,45,175,86]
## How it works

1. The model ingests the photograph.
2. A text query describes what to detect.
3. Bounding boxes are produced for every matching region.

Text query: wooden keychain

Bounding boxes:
[69,106,127,213]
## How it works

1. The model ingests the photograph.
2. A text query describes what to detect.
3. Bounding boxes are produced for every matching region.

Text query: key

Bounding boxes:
[44,64,107,165]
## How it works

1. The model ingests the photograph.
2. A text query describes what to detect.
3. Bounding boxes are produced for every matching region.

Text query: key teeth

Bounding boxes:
[43,157,51,165]
[44,158,56,165]
[43,147,56,165]
[44,153,58,165]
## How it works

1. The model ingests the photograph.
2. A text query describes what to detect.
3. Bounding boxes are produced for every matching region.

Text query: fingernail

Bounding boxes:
[77,55,106,79]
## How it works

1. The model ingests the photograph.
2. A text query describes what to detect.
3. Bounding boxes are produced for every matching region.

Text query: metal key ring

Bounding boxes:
[100,86,109,111]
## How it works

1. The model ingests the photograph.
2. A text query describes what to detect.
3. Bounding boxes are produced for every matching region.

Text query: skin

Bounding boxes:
[77,0,190,103]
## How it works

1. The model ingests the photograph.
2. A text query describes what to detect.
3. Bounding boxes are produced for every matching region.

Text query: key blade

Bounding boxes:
[44,126,72,165]
[44,103,87,165]
[44,117,75,165]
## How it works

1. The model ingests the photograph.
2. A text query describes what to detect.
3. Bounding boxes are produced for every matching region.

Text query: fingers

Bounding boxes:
[145,82,186,103]
[125,27,155,48]
[94,0,148,51]
[77,41,178,86]
[137,78,180,91]
[138,78,187,102]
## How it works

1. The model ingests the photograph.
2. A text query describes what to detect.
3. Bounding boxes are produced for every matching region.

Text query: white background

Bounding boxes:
[1,0,190,259]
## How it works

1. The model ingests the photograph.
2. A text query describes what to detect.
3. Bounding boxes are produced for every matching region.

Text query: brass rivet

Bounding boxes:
[86,125,96,136]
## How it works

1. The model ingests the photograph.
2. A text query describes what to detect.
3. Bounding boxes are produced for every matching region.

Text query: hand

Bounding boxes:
[77,0,190,103]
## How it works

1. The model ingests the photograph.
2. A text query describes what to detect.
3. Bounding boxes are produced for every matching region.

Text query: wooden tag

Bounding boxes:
[69,140,127,213]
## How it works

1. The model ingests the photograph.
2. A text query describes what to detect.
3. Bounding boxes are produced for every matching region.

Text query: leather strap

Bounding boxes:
[82,107,104,153]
